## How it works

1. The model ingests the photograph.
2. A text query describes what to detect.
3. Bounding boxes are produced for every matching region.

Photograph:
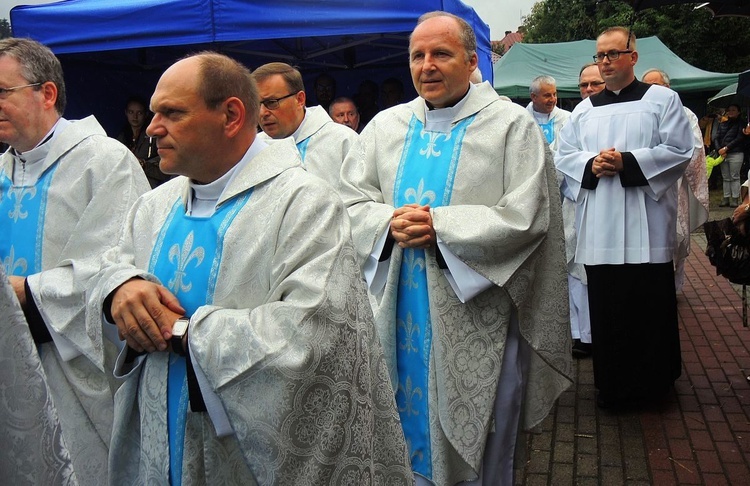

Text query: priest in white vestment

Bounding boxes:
[641,68,709,292]
[0,38,150,484]
[340,12,573,485]
[0,267,76,484]
[253,62,357,189]
[556,28,694,408]
[88,52,412,485]
[526,75,570,152]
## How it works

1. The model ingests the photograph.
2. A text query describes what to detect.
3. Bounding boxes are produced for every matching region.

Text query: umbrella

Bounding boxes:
[708,82,739,107]
[706,69,749,108]
[623,0,750,16]
[702,0,750,16]
[738,68,750,97]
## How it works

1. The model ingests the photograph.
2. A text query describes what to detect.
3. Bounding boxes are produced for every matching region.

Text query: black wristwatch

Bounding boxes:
[171,317,189,356]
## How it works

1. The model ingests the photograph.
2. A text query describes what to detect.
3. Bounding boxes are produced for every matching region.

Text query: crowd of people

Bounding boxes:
[0,11,716,486]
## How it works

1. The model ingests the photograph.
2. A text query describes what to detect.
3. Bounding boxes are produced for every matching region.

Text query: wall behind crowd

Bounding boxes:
[60,57,416,137]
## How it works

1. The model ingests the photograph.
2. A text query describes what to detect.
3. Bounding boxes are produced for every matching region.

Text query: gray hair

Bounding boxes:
[328,97,358,117]
[0,37,66,115]
[642,68,670,87]
[412,11,477,61]
[530,75,556,96]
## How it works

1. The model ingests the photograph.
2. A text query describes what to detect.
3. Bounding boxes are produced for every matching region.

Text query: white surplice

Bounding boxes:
[555,83,694,265]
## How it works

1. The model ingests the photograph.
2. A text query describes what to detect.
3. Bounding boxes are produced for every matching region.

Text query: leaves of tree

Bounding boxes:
[522,1,750,73]
[0,19,11,39]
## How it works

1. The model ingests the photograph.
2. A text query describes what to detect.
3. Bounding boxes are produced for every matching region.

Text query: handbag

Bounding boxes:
[704,218,750,327]
[704,218,750,285]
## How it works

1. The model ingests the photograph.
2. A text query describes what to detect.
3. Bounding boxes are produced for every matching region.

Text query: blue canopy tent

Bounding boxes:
[10,0,492,134]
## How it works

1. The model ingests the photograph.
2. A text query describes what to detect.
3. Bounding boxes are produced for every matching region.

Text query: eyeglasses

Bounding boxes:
[578,81,605,88]
[260,92,297,110]
[593,50,633,63]
[0,82,42,96]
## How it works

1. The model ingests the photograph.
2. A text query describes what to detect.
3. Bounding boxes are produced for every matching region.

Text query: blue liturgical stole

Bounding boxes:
[296,138,310,164]
[148,191,250,486]
[393,114,474,479]
[0,164,58,278]
[539,118,555,145]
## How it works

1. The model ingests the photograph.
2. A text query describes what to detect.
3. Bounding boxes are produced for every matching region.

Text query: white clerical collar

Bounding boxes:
[188,137,268,217]
[290,109,308,142]
[423,83,474,133]
[12,117,70,186]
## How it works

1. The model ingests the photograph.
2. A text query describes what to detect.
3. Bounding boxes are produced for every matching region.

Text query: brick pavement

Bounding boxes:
[514,234,750,485]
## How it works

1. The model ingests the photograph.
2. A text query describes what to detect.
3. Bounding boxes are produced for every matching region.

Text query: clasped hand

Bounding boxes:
[592,148,623,178]
[110,279,185,353]
[390,203,436,249]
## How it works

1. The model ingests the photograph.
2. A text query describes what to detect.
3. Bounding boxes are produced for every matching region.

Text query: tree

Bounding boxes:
[491,40,505,57]
[0,19,11,39]
[522,0,750,73]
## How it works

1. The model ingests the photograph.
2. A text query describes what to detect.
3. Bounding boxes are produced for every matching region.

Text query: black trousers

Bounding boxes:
[585,262,682,404]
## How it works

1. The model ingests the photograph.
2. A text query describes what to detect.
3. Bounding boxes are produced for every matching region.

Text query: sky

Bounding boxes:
[1,0,538,40]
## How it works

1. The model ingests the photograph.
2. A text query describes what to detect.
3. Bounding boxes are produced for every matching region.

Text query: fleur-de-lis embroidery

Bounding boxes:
[405,438,424,463]
[2,245,27,276]
[167,231,205,296]
[397,375,423,417]
[404,179,436,206]
[419,131,447,159]
[400,249,425,290]
[7,187,36,222]
[398,312,420,354]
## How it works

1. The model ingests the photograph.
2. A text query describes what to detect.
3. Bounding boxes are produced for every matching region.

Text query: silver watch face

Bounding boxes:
[172,318,189,337]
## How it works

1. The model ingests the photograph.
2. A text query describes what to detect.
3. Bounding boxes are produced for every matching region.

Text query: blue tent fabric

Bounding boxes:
[11,0,492,82]
[11,0,492,133]
[493,36,738,98]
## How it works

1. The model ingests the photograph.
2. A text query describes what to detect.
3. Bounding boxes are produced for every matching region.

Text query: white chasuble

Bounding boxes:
[0,268,76,484]
[258,105,356,189]
[341,82,573,485]
[0,116,149,485]
[89,138,412,485]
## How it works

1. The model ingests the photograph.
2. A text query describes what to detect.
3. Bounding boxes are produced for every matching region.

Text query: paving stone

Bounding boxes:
[575,453,598,477]
[513,235,750,485]
[552,440,574,464]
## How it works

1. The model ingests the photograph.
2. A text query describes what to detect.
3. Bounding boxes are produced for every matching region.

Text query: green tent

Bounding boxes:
[493,36,739,99]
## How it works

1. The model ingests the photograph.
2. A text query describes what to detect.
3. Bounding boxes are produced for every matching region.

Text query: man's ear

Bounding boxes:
[224,97,246,137]
[40,81,58,111]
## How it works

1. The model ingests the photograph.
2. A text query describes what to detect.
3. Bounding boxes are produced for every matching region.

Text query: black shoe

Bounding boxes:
[572,339,592,358]
[719,198,730,207]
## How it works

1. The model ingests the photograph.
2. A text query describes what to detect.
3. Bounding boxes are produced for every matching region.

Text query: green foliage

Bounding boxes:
[0,19,11,39]
[491,40,505,56]
[522,0,750,73]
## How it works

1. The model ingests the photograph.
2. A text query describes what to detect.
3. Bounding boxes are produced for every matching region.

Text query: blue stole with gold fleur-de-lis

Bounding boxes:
[148,190,251,486]
[296,138,310,165]
[0,164,58,278]
[539,118,555,145]
[393,113,474,479]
